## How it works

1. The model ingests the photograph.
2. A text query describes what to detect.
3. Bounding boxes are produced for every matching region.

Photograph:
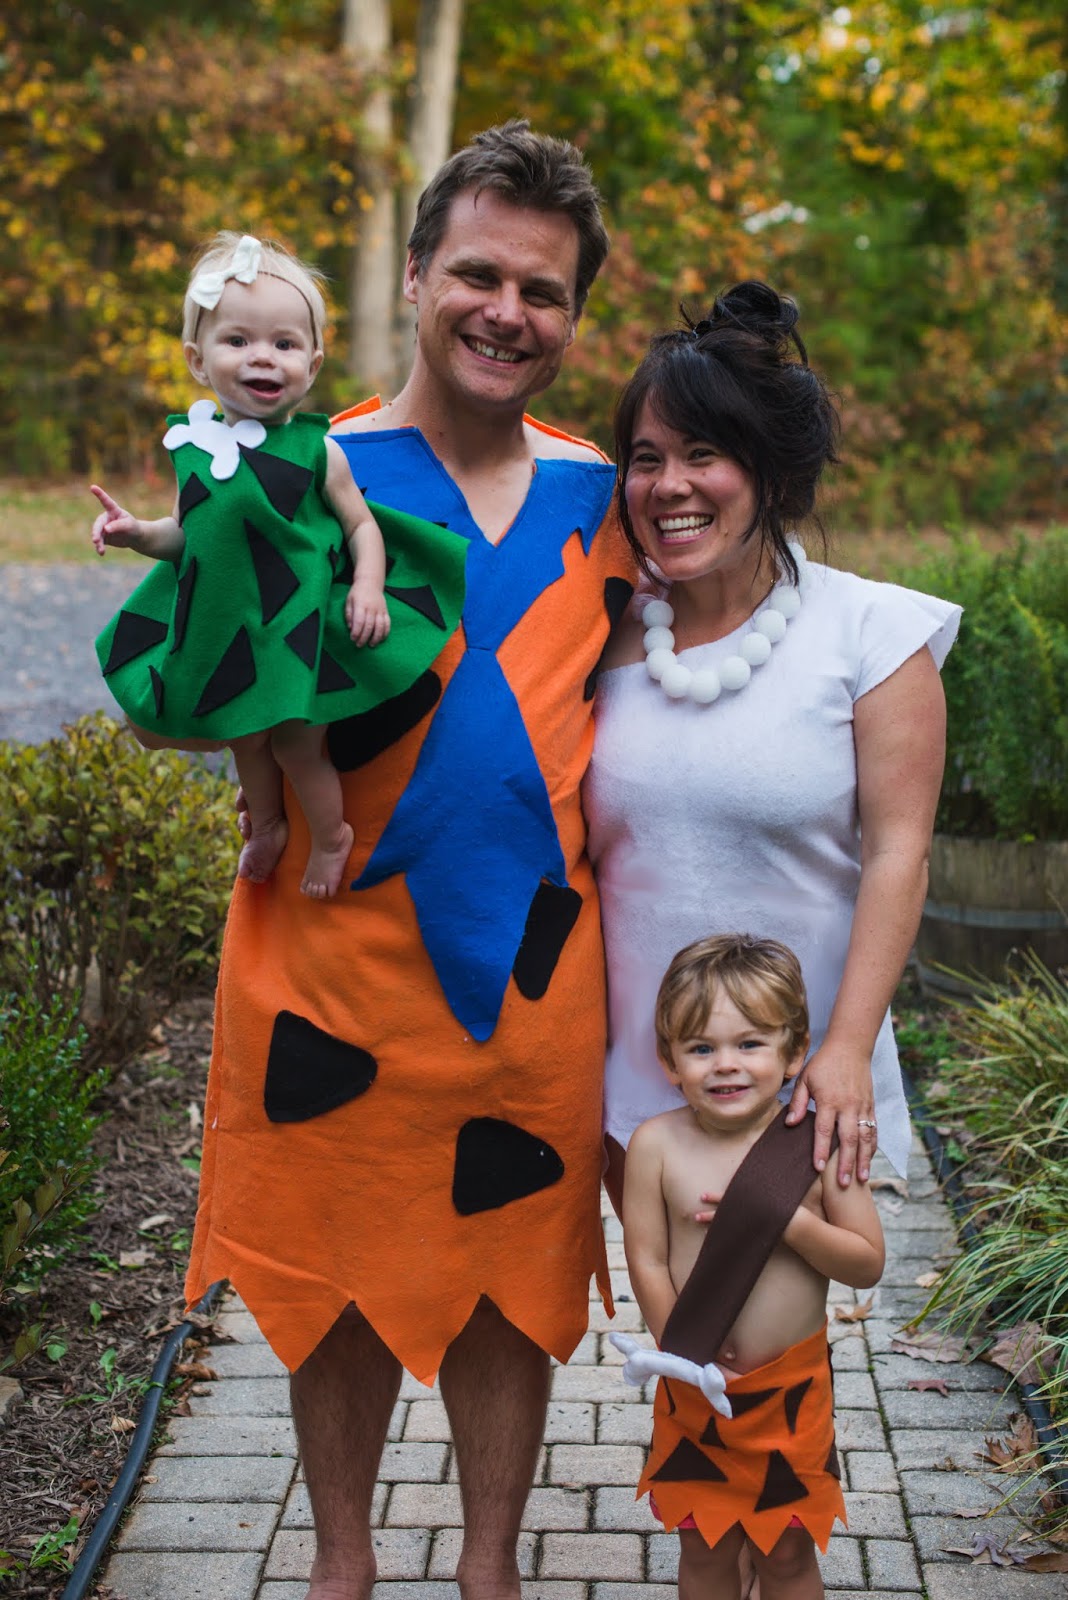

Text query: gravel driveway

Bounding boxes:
[0,561,143,744]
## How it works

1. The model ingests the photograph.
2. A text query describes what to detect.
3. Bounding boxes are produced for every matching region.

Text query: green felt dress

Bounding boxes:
[95,411,467,740]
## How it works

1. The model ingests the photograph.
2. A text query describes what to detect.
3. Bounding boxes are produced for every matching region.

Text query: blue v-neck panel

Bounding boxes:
[335,426,615,1040]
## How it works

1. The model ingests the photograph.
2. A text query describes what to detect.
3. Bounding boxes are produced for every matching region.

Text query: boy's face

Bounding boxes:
[660,986,806,1128]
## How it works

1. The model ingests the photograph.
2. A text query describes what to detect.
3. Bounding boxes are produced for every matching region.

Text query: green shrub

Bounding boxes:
[0,988,101,1298]
[0,713,237,1058]
[898,529,1068,839]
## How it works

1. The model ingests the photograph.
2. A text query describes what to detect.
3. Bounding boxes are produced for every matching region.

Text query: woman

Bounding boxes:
[585,281,960,1205]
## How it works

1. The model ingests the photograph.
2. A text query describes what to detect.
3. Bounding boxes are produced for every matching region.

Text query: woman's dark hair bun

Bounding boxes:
[687,280,807,365]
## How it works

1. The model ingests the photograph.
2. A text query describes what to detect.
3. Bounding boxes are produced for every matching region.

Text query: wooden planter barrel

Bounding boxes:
[915,835,1068,999]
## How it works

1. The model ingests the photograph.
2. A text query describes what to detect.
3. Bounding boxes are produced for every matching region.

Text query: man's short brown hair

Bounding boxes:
[407,119,609,316]
[655,934,810,1067]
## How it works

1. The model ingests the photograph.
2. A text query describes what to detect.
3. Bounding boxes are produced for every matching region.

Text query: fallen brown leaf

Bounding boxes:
[986,1323,1054,1388]
[914,1270,941,1289]
[892,1329,971,1363]
[951,1508,991,1520]
[978,1413,1039,1472]
[174,1361,217,1381]
[871,1176,909,1196]
[834,1294,874,1323]
[909,1377,950,1396]
[110,1416,136,1434]
[1021,1552,1068,1572]
[118,1248,149,1269]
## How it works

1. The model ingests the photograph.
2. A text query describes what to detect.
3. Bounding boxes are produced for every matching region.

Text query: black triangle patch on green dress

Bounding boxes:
[245,519,300,625]
[240,444,314,520]
[103,610,170,675]
[193,626,257,717]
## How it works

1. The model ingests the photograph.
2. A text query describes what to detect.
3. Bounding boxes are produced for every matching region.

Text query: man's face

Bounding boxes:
[404,187,581,414]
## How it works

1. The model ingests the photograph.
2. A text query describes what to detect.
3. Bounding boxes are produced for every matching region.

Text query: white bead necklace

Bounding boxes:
[643,540,807,704]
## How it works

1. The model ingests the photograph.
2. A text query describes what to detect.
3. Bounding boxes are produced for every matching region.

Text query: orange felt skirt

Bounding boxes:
[637,1325,846,1556]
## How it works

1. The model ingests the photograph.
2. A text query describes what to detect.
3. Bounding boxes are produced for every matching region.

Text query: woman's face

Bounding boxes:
[625,398,760,587]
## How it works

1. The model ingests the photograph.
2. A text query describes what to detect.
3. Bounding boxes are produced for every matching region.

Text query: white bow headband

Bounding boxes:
[189,234,263,311]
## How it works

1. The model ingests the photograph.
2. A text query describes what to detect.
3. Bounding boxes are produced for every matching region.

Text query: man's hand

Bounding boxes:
[346,580,391,647]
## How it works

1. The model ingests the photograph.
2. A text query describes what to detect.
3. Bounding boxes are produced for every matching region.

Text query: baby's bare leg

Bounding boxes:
[231,732,289,884]
[678,1524,746,1600]
[271,722,353,900]
[127,720,224,753]
[751,1527,822,1600]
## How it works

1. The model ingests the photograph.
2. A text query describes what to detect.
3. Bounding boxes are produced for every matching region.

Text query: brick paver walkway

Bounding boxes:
[104,1139,1065,1600]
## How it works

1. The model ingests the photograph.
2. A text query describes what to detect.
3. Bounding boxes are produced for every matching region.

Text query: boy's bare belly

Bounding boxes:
[662,1119,828,1376]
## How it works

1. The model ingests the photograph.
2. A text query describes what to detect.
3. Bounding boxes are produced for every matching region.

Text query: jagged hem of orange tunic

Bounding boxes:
[637,1324,846,1556]
[185,411,626,1383]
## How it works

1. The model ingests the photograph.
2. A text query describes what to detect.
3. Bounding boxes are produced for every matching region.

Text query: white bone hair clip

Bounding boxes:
[609,1332,733,1419]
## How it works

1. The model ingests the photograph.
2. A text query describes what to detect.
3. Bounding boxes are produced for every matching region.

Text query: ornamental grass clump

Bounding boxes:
[899,529,1068,840]
[0,713,236,1060]
[918,957,1068,1521]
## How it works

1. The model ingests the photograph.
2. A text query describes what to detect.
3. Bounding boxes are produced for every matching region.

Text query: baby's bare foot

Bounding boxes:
[301,822,354,899]
[237,815,289,884]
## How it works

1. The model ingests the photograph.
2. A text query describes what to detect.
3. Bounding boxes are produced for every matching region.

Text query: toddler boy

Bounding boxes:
[615,934,884,1600]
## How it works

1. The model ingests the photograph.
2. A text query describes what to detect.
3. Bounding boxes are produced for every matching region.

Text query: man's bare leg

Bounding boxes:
[290,1305,402,1600]
[439,1297,551,1600]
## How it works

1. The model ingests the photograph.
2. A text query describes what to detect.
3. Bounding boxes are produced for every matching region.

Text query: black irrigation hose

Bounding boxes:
[59,1280,226,1600]
[902,1068,1068,1501]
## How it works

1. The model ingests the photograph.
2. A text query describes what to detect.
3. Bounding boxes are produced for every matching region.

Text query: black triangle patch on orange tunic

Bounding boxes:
[651,1437,728,1484]
[754,1449,810,1512]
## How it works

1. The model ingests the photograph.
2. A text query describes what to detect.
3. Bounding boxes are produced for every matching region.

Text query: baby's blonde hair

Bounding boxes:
[182,231,328,348]
[655,933,810,1067]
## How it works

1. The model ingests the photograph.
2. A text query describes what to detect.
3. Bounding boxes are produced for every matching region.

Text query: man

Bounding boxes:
[185,122,635,1600]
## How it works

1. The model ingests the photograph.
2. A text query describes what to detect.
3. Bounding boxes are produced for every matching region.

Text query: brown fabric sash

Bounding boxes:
[660,1108,835,1366]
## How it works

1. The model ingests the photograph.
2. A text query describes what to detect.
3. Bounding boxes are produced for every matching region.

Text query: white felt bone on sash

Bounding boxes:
[609,1332,733,1419]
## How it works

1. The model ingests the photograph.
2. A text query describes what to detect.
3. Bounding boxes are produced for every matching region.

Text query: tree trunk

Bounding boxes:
[343,0,396,393]
[395,0,465,348]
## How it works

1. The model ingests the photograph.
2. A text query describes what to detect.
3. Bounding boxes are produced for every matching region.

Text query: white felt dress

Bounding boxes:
[584,562,961,1177]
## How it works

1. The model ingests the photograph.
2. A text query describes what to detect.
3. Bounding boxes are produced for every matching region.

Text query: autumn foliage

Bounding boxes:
[1,1,1064,526]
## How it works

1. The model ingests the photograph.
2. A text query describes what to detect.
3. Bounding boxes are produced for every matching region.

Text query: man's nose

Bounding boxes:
[484,283,524,328]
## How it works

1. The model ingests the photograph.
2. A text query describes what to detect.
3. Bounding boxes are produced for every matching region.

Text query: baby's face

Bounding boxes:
[184,275,323,426]
[662,987,801,1127]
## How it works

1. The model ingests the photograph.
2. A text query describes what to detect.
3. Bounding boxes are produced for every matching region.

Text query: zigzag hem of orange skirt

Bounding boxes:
[636,1323,846,1556]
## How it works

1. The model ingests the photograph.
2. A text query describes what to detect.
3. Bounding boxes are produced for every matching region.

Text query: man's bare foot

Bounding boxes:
[237,815,289,883]
[302,1548,376,1600]
[301,822,354,898]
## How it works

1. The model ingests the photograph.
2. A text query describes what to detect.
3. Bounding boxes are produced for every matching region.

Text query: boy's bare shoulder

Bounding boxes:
[630,1107,692,1152]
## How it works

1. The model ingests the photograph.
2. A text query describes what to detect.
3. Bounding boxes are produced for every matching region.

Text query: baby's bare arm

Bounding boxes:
[782,1168,885,1288]
[621,1122,677,1344]
[90,485,185,562]
[324,439,390,646]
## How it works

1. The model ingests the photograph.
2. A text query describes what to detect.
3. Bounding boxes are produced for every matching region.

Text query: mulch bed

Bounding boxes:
[0,994,218,1597]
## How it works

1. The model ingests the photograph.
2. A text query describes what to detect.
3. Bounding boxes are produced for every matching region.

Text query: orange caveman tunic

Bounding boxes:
[185,411,635,1382]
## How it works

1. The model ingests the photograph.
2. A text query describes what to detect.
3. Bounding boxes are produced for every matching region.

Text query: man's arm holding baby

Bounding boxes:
[621,1121,678,1344]
[782,1169,885,1289]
